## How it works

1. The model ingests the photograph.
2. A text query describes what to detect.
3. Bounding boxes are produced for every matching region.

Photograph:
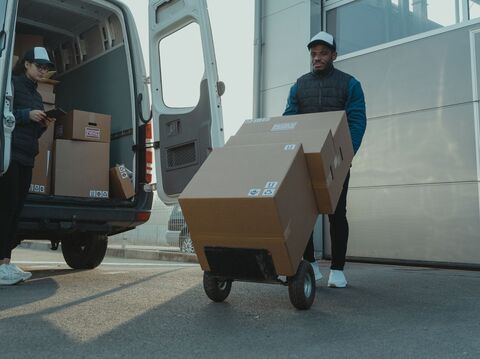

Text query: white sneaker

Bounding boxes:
[310,261,322,281]
[328,270,347,288]
[8,264,32,281]
[0,264,24,285]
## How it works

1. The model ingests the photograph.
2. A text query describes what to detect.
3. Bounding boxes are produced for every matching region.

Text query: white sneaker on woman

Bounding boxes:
[0,264,24,285]
[8,263,32,281]
[328,270,347,288]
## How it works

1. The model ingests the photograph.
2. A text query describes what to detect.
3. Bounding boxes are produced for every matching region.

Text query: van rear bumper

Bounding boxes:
[18,191,154,238]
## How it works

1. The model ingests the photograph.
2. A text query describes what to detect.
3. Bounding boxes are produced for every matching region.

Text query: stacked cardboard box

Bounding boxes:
[226,111,354,214]
[179,143,318,276]
[110,164,135,200]
[53,110,111,198]
[29,124,55,195]
[179,111,353,278]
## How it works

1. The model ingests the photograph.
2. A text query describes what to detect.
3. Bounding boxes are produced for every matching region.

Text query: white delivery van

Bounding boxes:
[0,0,224,268]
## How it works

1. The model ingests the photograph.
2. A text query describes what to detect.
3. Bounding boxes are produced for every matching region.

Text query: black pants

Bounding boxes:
[304,171,350,270]
[0,161,32,260]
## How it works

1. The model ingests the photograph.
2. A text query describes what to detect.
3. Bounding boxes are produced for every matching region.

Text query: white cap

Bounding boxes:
[24,47,54,67]
[307,31,336,51]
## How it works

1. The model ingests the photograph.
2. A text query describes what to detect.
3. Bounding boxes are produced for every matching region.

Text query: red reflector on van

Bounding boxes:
[136,211,151,222]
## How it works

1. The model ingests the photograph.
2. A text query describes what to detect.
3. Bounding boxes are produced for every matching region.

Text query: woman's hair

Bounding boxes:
[12,56,28,76]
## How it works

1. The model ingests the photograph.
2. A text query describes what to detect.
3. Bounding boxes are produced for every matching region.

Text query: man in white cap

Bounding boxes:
[284,31,367,288]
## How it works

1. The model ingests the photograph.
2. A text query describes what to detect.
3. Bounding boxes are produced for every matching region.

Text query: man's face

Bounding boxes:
[310,44,337,72]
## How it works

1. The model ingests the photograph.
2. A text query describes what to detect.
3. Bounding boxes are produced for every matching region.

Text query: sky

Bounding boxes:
[119,0,255,141]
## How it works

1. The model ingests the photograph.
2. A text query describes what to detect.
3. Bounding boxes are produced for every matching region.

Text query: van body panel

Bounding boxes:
[0,0,18,175]
[149,0,224,204]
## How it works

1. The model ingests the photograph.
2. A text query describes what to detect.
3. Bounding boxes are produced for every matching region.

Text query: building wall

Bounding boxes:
[257,1,480,265]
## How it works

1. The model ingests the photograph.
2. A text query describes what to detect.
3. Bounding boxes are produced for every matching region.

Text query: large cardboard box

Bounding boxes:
[179,143,318,277]
[36,82,55,105]
[55,110,111,143]
[14,34,44,57]
[53,140,109,198]
[226,111,354,213]
[109,165,135,199]
[29,124,55,195]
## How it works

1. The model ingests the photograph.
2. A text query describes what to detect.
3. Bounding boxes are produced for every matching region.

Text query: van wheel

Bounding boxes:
[203,272,232,302]
[288,260,316,310]
[61,233,108,269]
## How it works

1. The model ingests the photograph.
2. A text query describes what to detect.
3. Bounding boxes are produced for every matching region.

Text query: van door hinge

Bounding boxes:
[132,141,160,152]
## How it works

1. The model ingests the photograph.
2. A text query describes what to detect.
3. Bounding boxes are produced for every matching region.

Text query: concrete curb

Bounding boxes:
[20,241,198,264]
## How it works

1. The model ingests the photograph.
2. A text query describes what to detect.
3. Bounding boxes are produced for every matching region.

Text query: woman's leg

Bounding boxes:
[0,162,21,263]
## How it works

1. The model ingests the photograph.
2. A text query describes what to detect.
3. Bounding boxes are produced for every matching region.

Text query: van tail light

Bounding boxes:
[145,122,154,184]
[136,211,151,222]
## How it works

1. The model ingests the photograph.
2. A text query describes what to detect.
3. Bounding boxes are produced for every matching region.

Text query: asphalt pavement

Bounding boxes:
[1,247,479,359]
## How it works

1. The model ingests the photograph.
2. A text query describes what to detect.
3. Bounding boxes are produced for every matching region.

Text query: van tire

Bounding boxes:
[61,233,108,269]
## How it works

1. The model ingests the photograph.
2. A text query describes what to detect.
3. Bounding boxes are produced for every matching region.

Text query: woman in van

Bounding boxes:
[0,47,55,285]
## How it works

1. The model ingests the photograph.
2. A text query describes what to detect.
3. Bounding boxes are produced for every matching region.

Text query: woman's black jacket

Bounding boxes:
[12,73,45,167]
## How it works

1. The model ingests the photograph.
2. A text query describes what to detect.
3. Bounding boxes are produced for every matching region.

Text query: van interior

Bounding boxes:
[14,0,138,203]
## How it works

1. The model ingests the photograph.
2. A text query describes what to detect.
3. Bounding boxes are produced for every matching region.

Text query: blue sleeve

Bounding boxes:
[13,108,31,125]
[283,83,299,116]
[345,78,367,154]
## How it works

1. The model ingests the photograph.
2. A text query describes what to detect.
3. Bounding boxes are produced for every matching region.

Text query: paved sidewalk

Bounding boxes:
[20,240,198,263]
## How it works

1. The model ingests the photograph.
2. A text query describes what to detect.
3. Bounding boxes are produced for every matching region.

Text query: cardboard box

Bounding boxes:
[14,34,44,57]
[110,165,135,199]
[226,111,354,213]
[179,143,318,277]
[36,82,55,105]
[55,110,111,143]
[29,124,55,195]
[53,140,110,198]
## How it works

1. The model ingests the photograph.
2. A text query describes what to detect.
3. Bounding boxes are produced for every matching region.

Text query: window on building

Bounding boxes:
[470,0,480,19]
[158,22,205,108]
[326,0,459,56]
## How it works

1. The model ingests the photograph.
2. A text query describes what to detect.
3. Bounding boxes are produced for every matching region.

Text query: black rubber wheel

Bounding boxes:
[203,272,232,302]
[288,260,316,310]
[61,233,108,269]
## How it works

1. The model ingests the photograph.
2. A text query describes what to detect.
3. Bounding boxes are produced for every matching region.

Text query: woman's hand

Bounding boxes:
[29,110,47,124]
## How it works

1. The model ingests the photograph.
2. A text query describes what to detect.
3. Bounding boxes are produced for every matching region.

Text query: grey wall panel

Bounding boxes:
[336,26,475,119]
[261,84,294,118]
[262,0,305,17]
[324,182,480,264]
[261,1,310,91]
[351,103,478,187]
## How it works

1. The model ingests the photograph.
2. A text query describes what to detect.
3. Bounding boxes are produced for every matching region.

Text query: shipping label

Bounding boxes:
[119,165,129,179]
[244,117,270,124]
[262,189,275,197]
[271,122,297,132]
[85,127,101,139]
[264,181,278,189]
[248,188,261,197]
[29,184,46,193]
[284,144,296,151]
[89,190,109,198]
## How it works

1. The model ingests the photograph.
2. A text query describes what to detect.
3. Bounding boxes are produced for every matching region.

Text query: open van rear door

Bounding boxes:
[0,0,17,175]
[149,0,224,204]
